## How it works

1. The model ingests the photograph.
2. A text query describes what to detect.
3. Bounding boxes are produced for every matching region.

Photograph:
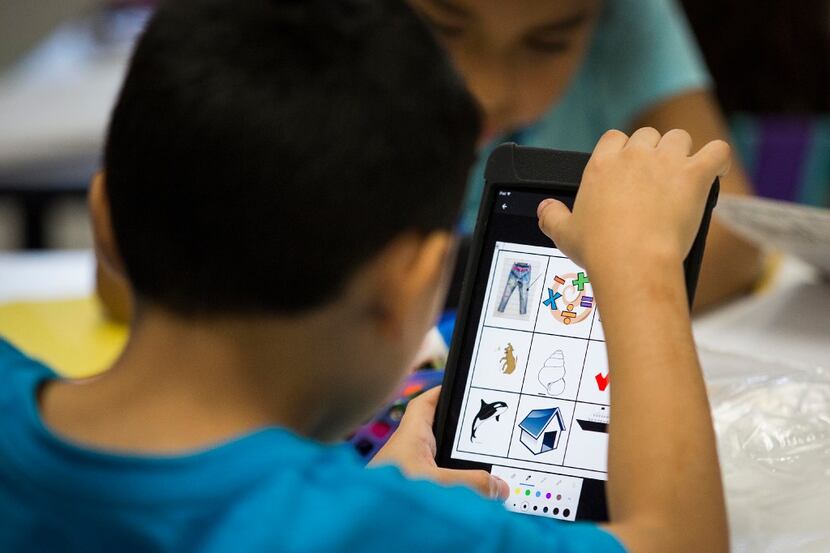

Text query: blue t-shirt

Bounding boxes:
[0,337,625,552]
[461,0,711,231]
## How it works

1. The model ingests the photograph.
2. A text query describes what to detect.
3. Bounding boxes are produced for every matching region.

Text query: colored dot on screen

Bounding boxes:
[514,488,521,495]
[546,493,551,499]
[535,491,541,497]
[525,489,531,496]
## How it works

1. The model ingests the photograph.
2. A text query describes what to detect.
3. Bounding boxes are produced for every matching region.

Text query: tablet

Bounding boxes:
[434,143,718,522]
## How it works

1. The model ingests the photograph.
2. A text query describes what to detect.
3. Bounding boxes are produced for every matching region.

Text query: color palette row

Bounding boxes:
[514,488,563,501]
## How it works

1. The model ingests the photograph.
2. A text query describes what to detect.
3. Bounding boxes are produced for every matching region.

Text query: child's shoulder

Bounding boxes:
[0,335,56,406]
[0,334,54,369]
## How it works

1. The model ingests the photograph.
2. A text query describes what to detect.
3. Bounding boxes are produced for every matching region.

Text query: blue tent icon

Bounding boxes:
[518,407,566,455]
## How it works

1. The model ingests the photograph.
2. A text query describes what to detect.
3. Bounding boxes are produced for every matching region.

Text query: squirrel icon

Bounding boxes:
[500,343,518,374]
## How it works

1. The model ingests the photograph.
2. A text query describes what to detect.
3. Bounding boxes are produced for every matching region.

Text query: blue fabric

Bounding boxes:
[0,336,626,552]
[437,310,456,346]
[461,0,711,231]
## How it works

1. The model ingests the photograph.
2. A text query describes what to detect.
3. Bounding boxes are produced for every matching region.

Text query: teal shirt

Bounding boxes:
[462,0,711,231]
[0,337,626,552]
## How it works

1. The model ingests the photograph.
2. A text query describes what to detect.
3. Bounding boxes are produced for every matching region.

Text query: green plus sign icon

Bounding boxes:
[572,272,590,291]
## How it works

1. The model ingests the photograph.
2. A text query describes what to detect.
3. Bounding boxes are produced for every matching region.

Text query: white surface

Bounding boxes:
[0,249,94,302]
[694,258,829,551]
[716,195,830,277]
[702,348,830,553]
[694,257,828,369]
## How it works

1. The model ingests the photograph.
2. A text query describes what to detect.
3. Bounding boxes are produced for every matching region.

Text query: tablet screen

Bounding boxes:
[445,186,609,522]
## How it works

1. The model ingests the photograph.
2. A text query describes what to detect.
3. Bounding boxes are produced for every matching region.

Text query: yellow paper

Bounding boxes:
[0,297,127,378]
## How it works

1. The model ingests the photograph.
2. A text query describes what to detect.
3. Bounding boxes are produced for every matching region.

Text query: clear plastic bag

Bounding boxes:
[701,347,830,552]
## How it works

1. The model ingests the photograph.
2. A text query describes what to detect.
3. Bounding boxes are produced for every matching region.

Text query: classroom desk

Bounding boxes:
[694,256,827,369]
[0,250,827,551]
[0,249,94,301]
[0,249,125,377]
[692,258,829,553]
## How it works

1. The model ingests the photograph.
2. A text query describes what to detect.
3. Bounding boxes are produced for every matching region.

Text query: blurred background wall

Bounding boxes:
[0,0,152,251]
[0,0,101,71]
[682,0,830,207]
[682,0,830,114]
[0,0,828,251]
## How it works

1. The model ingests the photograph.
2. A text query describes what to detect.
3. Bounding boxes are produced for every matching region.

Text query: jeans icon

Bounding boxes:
[497,262,531,315]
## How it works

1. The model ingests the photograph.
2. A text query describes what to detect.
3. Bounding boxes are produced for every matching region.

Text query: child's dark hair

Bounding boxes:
[104,0,480,315]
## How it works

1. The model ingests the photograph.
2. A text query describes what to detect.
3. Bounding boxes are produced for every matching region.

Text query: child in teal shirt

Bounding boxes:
[410,0,761,309]
[0,1,729,551]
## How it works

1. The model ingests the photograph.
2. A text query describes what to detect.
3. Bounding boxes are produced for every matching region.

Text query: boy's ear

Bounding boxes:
[88,172,127,278]
[89,172,133,322]
[371,230,456,338]
[88,172,133,323]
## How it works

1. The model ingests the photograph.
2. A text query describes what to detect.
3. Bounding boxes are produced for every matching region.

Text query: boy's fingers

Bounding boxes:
[592,129,628,158]
[626,126,661,149]
[692,139,732,178]
[537,199,572,243]
[432,468,509,501]
[658,128,693,155]
[401,386,441,427]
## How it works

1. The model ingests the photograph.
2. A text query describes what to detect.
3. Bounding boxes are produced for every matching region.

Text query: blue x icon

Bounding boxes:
[542,288,562,309]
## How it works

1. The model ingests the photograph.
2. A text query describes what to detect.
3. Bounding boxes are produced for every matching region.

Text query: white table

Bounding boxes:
[693,257,828,370]
[0,249,94,302]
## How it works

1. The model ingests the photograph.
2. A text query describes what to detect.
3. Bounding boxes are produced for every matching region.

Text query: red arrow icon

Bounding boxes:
[595,372,610,392]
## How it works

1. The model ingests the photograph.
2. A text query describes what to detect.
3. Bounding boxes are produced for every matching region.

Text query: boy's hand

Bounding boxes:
[537,128,731,273]
[370,387,509,501]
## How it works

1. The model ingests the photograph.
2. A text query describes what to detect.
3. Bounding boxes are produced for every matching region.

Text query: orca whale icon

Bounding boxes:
[471,399,508,442]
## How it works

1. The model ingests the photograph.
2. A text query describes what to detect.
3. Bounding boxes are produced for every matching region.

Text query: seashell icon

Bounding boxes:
[538,349,566,396]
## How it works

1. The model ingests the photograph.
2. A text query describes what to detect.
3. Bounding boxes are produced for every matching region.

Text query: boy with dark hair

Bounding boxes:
[0,1,729,551]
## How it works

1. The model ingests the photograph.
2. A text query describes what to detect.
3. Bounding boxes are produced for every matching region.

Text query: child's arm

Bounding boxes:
[537,127,729,552]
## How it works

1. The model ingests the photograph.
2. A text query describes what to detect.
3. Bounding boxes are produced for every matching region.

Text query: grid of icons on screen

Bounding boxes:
[458,244,610,476]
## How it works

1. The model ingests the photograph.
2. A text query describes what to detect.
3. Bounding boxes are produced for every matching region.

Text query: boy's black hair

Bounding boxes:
[105,0,480,315]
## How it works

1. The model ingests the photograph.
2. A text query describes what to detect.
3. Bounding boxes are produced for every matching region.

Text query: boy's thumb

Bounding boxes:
[537,199,571,242]
[433,468,509,501]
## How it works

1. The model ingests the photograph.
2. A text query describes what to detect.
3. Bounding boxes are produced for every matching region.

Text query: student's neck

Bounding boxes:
[39,305,353,455]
